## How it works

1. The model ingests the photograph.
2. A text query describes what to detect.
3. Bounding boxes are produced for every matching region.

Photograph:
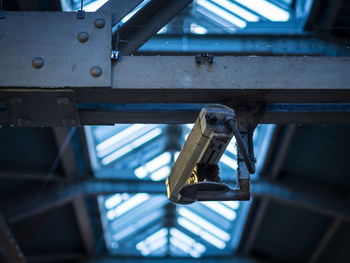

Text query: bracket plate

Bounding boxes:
[1,89,80,127]
[0,12,111,87]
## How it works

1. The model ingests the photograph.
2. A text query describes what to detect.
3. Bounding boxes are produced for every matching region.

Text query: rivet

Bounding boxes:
[9,97,23,106]
[90,66,102,78]
[32,57,44,69]
[57,97,70,106]
[77,31,89,43]
[94,18,105,28]
[17,117,30,126]
[62,118,76,126]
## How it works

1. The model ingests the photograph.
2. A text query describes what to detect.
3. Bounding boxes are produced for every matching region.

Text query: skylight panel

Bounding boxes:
[170,228,206,257]
[105,194,122,210]
[190,23,208,34]
[83,0,109,11]
[197,0,247,28]
[196,7,237,33]
[211,0,259,22]
[136,228,168,255]
[222,200,240,210]
[97,124,145,153]
[97,125,157,158]
[107,193,150,220]
[234,0,290,21]
[220,154,238,170]
[226,140,237,155]
[102,128,162,165]
[134,152,171,180]
[150,165,171,181]
[201,201,237,221]
[177,217,226,249]
[113,210,163,241]
[178,207,231,242]
[145,152,171,172]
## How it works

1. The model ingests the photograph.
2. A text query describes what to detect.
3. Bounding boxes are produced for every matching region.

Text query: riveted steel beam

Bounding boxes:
[0,11,111,87]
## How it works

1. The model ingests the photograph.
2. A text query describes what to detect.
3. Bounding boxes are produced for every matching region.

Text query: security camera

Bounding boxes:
[165,104,256,204]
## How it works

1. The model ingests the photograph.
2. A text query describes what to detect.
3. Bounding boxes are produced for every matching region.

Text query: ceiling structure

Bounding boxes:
[0,0,350,263]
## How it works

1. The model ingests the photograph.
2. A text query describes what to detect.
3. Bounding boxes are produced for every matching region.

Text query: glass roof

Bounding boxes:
[86,123,275,257]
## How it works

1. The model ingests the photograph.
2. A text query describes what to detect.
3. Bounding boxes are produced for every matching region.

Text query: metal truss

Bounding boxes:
[2,178,350,224]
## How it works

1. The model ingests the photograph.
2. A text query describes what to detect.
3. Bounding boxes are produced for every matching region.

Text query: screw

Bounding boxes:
[62,118,76,126]
[94,18,105,29]
[57,97,70,106]
[90,66,102,77]
[32,57,44,69]
[77,31,89,43]
[9,97,22,106]
[17,117,30,126]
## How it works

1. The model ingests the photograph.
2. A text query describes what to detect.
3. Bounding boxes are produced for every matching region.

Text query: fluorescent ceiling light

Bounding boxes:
[211,0,259,22]
[197,0,247,28]
[201,201,237,221]
[234,0,290,21]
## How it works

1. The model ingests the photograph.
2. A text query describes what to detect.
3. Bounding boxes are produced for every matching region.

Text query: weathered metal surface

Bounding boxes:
[0,12,111,87]
[1,89,80,126]
[113,56,350,90]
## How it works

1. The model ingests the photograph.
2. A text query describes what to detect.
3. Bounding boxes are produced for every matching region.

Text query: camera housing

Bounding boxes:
[165,105,235,204]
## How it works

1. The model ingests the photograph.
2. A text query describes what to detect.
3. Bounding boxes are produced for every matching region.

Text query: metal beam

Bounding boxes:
[0,214,27,263]
[270,125,296,179]
[2,56,350,125]
[137,34,350,56]
[88,256,263,263]
[52,127,78,179]
[52,127,96,255]
[307,218,342,263]
[0,171,62,181]
[3,179,350,224]
[112,56,350,92]
[72,195,96,256]
[243,198,270,255]
[117,0,193,55]
[98,0,144,25]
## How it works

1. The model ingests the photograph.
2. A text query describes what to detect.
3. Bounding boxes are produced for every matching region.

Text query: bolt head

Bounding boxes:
[9,97,23,106]
[90,66,102,78]
[17,117,30,126]
[32,57,44,69]
[57,97,70,106]
[94,18,106,29]
[77,31,89,43]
